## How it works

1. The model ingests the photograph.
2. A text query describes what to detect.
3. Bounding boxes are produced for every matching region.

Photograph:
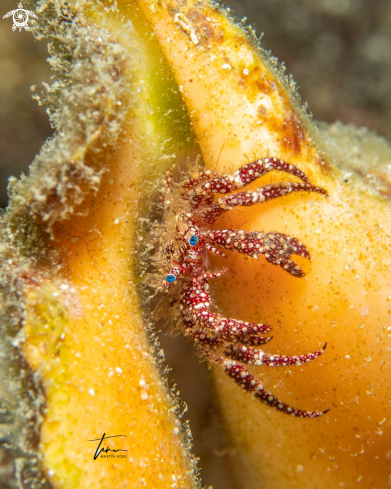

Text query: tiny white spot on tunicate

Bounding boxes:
[89,389,95,396]
[243,68,249,75]
[116,367,123,373]
[296,464,304,473]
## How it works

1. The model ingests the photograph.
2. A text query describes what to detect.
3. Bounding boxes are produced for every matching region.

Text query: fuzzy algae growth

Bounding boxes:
[132,0,391,488]
[1,0,199,488]
[0,0,390,488]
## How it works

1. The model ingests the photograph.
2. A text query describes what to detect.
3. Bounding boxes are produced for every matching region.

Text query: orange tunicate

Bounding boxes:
[133,0,391,486]
[211,177,391,489]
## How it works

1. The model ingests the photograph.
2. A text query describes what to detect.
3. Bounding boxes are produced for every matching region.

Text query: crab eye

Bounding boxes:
[189,235,198,246]
[165,274,176,283]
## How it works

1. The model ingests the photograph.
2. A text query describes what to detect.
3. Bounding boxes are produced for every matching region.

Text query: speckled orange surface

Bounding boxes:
[18,2,200,484]
[18,1,391,487]
[133,1,391,487]
[22,133,196,488]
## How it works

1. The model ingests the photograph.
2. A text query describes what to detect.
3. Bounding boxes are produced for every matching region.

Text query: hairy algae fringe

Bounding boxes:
[8,0,133,226]
[143,322,202,486]
[316,121,391,198]
[0,1,135,486]
[134,196,202,486]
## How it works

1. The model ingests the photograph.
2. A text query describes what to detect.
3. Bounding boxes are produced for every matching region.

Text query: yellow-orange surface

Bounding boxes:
[134,1,391,487]
[22,134,195,488]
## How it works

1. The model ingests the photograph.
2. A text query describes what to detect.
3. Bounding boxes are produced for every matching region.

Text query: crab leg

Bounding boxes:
[183,158,307,194]
[203,229,310,277]
[185,315,326,417]
[180,272,327,417]
[187,157,322,210]
[205,242,227,257]
[224,342,327,366]
[185,317,272,350]
[223,360,327,418]
[216,317,273,344]
[180,169,217,193]
[181,275,272,344]
[229,158,312,188]
[198,180,326,224]
[187,157,310,203]
[185,315,273,347]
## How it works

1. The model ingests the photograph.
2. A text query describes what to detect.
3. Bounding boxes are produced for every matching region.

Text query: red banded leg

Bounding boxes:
[223,360,327,418]
[183,272,273,344]
[205,243,227,257]
[203,229,310,277]
[181,272,228,330]
[192,158,312,202]
[185,321,271,351]
[186,157,323,212]
[216,318,272,346]
[185,325,223,351]
[229,158,312,188]
[189,313,273,347]
[199,181,326,224]
[224,342,327,366]
[186,314,273,347]
[180,169,217,193]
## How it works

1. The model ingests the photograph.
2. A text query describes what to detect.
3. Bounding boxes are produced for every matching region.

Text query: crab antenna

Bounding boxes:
[213,140,226,172]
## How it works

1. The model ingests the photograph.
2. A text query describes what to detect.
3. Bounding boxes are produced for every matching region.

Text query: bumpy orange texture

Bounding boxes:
[133,0,391,487]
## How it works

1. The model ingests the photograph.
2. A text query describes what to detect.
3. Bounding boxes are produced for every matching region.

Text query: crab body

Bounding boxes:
[154,157,328,418]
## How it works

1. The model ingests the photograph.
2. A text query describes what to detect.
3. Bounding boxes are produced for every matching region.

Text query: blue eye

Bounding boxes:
[189,235,198,246]
[165,274,176,283]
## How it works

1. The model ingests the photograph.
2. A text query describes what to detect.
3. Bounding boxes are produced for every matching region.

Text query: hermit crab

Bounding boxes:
[153,157,329,418]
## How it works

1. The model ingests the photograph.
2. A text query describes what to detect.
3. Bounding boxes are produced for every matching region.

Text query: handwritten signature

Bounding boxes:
[88,433,128,460]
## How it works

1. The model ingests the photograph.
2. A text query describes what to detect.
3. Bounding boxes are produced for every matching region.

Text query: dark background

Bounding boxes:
[1,0,391,488]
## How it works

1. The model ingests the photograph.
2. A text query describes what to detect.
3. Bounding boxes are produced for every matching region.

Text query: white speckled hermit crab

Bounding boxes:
[153,157,328,418]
